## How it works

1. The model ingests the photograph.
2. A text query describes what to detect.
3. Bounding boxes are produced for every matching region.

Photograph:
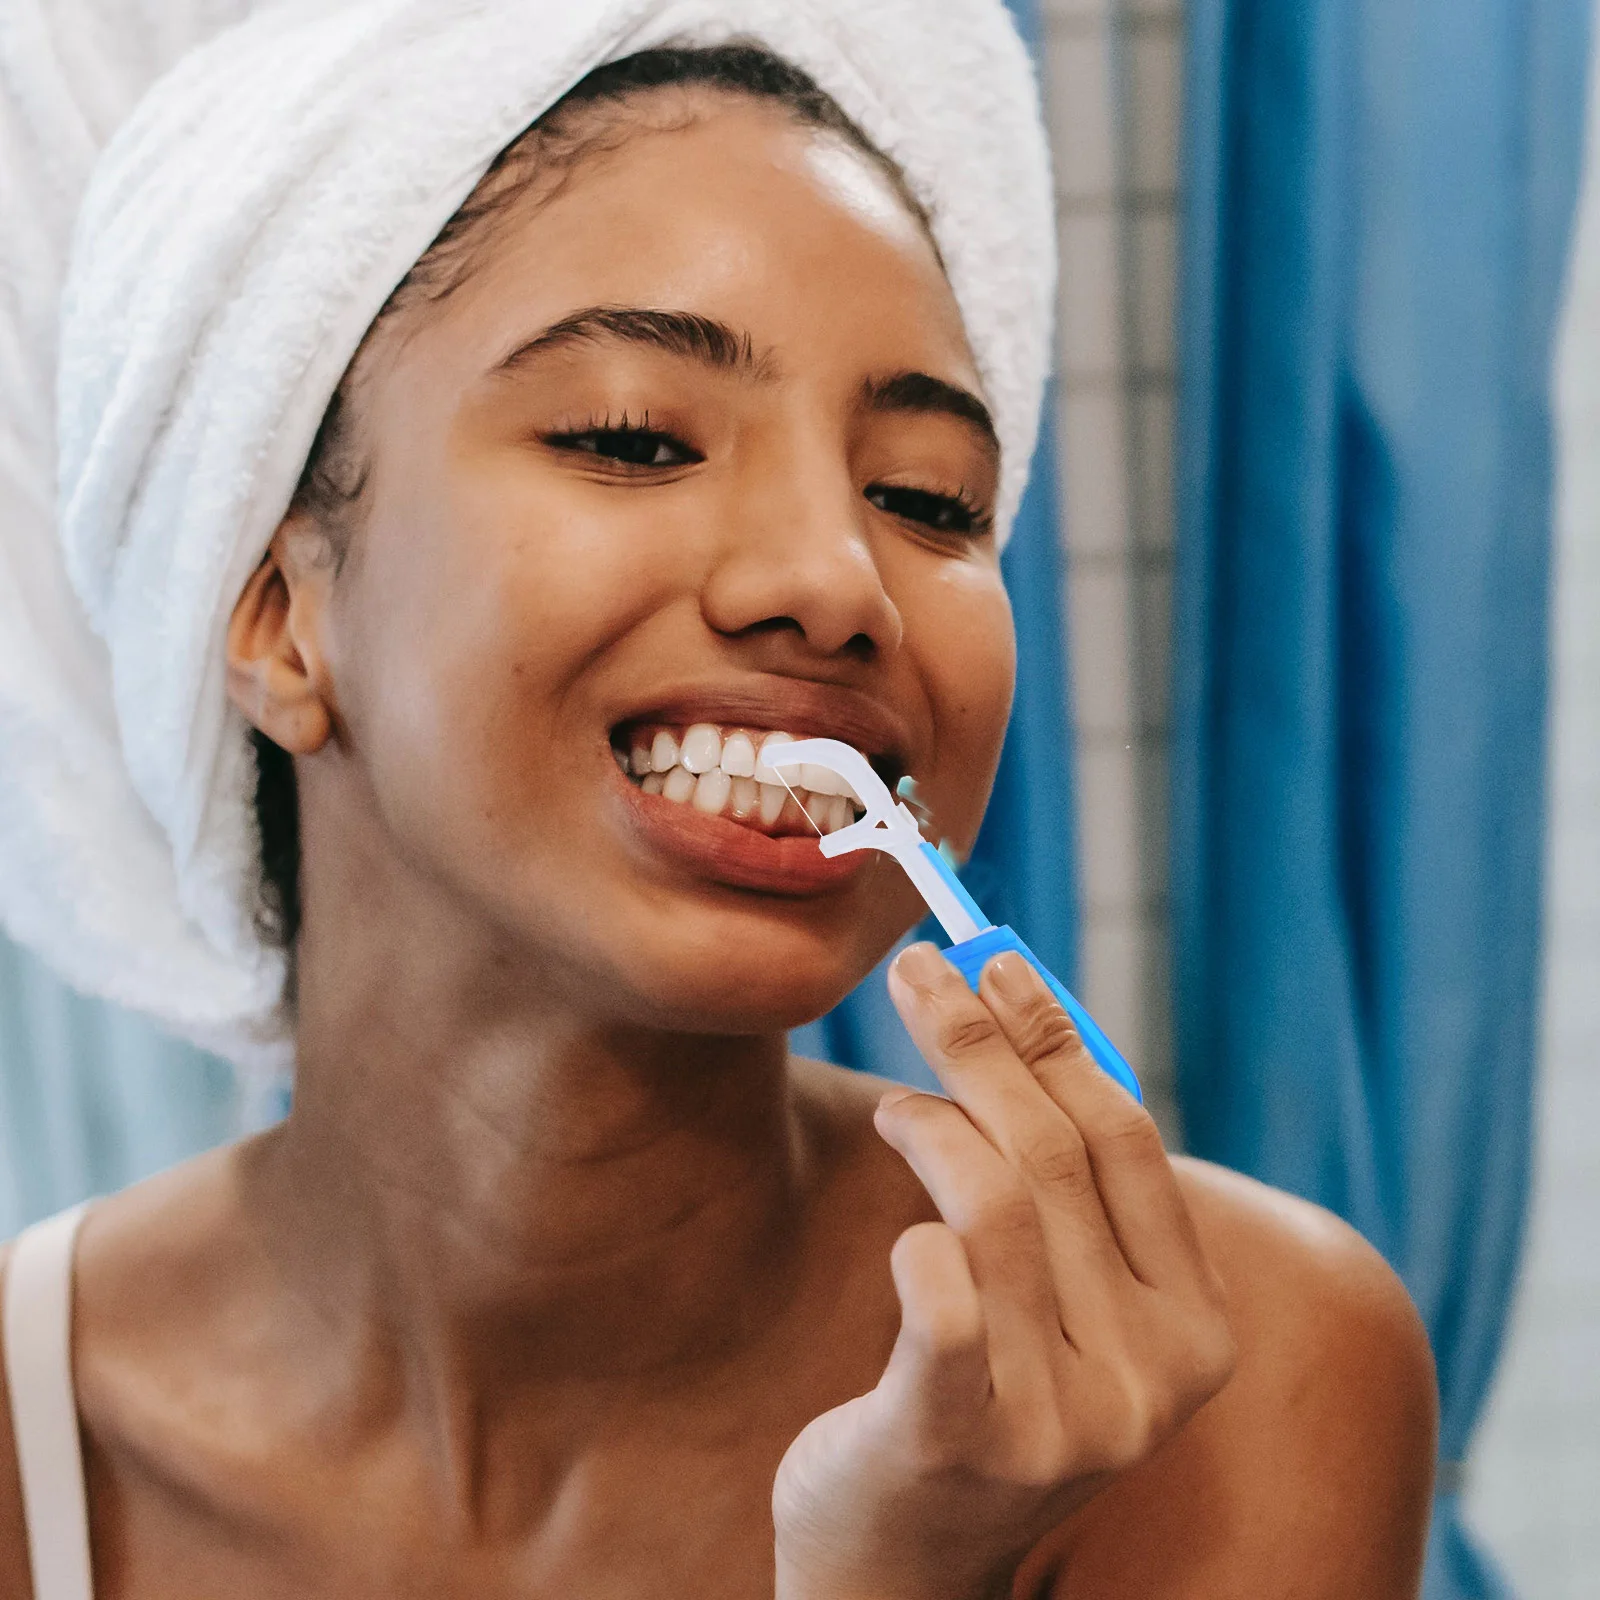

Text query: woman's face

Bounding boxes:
[301,98,1015,1033]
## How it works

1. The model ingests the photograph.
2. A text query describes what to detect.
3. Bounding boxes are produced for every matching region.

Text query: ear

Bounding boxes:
[226,517,337,755]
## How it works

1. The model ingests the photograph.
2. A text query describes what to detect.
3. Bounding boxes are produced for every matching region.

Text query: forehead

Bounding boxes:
[400,100,983,393]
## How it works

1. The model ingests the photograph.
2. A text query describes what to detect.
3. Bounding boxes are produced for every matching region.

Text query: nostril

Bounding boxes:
[730,616,803,642]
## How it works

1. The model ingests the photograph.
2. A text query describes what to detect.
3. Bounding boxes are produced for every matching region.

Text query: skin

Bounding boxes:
[0,95,1438,1598]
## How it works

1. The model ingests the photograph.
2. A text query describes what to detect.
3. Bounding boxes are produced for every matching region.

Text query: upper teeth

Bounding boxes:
[621,723,866,834]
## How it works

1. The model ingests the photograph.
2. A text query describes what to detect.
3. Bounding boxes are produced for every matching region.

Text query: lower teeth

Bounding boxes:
[627,764,856,831]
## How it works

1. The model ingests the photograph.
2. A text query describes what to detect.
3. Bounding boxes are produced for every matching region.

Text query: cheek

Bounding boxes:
[331,469,679,857]
[907,569,1015,847]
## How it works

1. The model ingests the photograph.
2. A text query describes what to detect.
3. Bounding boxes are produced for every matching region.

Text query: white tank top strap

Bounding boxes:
[3,1201,94,1600]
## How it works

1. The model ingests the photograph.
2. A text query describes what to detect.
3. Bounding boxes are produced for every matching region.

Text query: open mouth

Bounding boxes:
[612,722,871,838]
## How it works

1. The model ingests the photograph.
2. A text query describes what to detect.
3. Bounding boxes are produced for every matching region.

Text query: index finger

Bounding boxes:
[977,951,1210,1293]
[887,942,1128,1280]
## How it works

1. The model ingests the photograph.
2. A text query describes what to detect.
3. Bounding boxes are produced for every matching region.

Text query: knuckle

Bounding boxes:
[1199,1255,1232,1314]
[1119,1317,1238,1452]
[1077,1362,1169,1472]
[1016,1128,1095,1197]
[1071,1324,1237,1481]
[1010,996,1079,1066]
[968,1182,1041,1246]
[1188,1312,1239,1396]
[1006,1418,1074,1491]
[881,1091,944,1134]
[936,1009,1004,1060]
[1094,1102,1165,1161]
[1105,1378,1163,1467]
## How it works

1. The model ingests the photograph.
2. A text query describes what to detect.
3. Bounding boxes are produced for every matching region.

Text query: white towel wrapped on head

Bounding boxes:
[0,0,1056,1074]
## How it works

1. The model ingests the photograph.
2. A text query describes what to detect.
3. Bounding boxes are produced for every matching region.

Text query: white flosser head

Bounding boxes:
[759,738,920,862]
[761,738,989,943]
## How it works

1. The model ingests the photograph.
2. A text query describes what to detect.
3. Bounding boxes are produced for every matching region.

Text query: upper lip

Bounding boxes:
[610,677,917,780]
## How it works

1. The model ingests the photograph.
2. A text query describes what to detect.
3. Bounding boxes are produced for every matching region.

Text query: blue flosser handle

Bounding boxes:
[914,841,1142,1103]
[943,927,1144,1103]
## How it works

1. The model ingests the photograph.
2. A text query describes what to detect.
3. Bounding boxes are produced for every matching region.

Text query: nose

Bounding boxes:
[699,438,904,663]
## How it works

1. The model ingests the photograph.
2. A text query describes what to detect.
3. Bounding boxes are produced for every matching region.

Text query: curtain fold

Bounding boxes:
[0,936,238,1235]
[1172,1,1591,1593]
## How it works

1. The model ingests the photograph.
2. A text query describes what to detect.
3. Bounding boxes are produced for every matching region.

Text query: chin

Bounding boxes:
[593,913,901,1037]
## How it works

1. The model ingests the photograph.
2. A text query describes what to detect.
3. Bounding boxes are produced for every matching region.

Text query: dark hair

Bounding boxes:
[252,43,931,951]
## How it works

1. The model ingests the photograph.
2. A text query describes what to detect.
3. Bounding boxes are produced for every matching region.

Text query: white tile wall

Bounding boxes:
[1129,388,1175,553]
[1463,218,1600,1591]
[1057,211,1126,377]
[1125,22,1182,195]
[1075,742,1145,909]
[1043,22,1118,200]
[1054,390,1130,554]
[1040,0,1180,1136]
[1127,212,1178,368]
[1066,563,1136,734]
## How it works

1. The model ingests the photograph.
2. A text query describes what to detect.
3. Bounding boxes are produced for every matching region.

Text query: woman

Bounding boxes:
[0,7,1436,1596]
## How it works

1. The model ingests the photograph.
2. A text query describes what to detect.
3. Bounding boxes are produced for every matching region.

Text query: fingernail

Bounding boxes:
[877,1086,916,1111]
[894,942,946,986]
[987,951,1039,1003]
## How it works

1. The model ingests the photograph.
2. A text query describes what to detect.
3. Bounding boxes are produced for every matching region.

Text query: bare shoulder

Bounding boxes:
[1172,1156,1438,1388]
[1038,1158,1438,1599]
[0,1241,36,1600]
[790,1061,1439,1596]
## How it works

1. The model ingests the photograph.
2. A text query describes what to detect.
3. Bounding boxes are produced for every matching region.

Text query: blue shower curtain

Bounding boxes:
[1173,1,1590,1594]
[0,938,239,1235]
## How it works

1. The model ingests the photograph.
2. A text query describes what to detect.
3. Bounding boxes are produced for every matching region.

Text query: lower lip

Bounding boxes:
[613,774,872,896]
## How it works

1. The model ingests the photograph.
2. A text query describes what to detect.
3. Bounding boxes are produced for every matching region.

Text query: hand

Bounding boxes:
[773,944,1235,1600]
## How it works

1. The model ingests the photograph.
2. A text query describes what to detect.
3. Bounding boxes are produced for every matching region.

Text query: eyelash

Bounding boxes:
[542,411,701,469]
[864,483,993,540]
[541,414,993,539]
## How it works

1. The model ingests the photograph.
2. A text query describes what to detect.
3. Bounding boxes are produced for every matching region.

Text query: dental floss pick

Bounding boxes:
[764,739,1142,1102]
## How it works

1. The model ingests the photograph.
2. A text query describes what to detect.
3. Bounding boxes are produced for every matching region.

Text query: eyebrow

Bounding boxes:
[491,303,999,453]
[493,305,776,378]
[862,370,999,456]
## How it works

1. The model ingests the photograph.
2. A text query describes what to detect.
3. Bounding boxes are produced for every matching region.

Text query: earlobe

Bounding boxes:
[226,529,335,756]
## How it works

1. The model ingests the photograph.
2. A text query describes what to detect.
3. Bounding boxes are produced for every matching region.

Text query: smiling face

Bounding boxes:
[234,93,1017,1036]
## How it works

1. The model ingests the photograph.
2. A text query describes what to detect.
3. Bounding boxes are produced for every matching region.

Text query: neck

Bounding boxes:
[246,860,814,1414]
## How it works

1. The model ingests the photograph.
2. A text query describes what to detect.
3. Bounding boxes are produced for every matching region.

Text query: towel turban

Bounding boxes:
[0,0,1055,1073]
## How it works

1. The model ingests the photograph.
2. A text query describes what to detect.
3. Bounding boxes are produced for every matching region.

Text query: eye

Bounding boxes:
[544,422,702,469]
[865,483,992,538]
